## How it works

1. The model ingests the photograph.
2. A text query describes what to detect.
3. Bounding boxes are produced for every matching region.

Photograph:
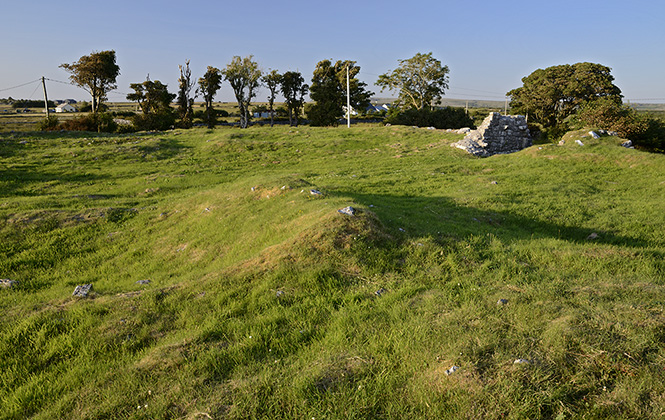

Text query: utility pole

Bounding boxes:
[504,97,508,115]
[346,65,351,128]
[41,76,49,118]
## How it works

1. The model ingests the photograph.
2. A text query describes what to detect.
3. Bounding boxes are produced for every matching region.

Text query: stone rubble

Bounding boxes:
[451,113,532,157]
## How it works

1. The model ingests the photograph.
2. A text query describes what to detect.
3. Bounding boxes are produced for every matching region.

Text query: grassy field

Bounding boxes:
[1,124,665,419]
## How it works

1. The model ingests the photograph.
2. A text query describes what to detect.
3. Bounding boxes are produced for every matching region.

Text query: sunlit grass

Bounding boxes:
[1,125,665,419]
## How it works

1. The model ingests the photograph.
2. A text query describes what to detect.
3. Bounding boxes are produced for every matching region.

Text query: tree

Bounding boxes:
[507,62,623,130]
[127,77,175,114]
[60,50,120,113]
[127,77,176,131]
[223,55,262,129]
[280,71,308,127]
[307,59,373,126]
[261,69,282,127]
[197,66,223,129]
[177,60,195,128]
[376,52,449,110]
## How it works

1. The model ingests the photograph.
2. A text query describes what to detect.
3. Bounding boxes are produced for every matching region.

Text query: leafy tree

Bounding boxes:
[127,77,175,114]
[60,50,120,113]
[376,52,449,110]
[197,66,223,129]
[177,60,195,128]
[261,69,282,127]
[223,55,262,128]
[507,62,622,130]
[280,71,308,127]
[127,77,176,131]
[307,59,372,126]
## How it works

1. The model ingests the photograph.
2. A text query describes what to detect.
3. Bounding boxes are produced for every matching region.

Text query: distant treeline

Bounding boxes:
[10,100,56,109]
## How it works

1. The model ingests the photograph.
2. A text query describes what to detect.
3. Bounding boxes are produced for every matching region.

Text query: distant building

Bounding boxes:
[55,103,77,113]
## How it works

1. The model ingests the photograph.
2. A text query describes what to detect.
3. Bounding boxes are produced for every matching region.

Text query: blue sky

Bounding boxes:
[2,0,664,104]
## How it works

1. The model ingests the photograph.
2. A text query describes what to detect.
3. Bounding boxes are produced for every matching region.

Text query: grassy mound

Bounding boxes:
[1,125,665,419]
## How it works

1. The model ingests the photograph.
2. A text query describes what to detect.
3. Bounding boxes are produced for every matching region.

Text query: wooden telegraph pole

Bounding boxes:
[346,65,351,128]
[41,77,50,118]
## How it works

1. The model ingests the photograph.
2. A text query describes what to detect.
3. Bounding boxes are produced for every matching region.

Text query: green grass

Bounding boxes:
[1,125,665,419]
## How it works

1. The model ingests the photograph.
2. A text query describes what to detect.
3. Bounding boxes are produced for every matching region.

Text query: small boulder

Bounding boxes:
[587,232,599,240]
[375,288,387,297]
[575,140,585,146]
[136,279,151,285]
[497,298,508,305]
[1,279,18,288]
[445,365,460,376]
[513,358,531,365]
[72,284,93,297]
[310,189,323,196]
[338,206,356,216]
[621,140,634,148]
[589,131,600,139]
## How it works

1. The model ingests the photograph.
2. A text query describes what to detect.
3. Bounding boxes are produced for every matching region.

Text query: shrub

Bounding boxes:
[131,112,176,131]
[39,116,59,131]
[385,107,474,129]
[58,113,117,133]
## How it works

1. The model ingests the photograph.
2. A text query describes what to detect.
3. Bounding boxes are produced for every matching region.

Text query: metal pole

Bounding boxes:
[346,65,351,128]
[42,77,49,118]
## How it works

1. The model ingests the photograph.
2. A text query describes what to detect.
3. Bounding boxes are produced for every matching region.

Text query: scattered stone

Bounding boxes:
[426,126,436,130]
[251,187,255,192]
[587,232,599,240]
[276,290,284,298]
[589,131,600,139]
[457,127,471,134]
[375,288,387,297]
[513,358,531,365]
[575,139,585,146]
[451,113,532,157]
[621,140,634,148]
[136,280,151,285]
[558,139,565,146]
[398,227,406,232]
[497,298,508,305]
[1,279,18,288]
[338,206,356,216]
[72,284,93,297]
[310,189,323,196]
[445,365,460,376]
[490,181,498,185]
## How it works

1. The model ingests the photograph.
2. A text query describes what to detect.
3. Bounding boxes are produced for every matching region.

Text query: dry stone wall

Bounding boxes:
[451,113,532,157]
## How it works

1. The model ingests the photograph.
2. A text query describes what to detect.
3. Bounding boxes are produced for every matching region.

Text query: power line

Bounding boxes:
[0,78,41,93]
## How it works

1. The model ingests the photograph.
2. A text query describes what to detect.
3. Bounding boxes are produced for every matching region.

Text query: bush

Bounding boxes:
[58,113,117,133]
[39,116,59,131]
[132,112,176,131]
[573,98,665,152]
[385,107,475,129]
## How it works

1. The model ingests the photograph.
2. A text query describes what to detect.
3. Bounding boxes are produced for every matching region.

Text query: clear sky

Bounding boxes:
[2,0,664,104]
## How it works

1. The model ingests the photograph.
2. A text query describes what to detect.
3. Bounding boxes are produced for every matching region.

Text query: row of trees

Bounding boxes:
[59,50,457,131]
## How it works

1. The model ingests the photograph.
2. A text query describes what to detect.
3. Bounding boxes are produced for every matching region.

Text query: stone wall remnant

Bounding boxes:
[451,113,532,157]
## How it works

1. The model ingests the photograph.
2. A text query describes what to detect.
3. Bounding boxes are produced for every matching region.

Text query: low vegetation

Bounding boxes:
[1,125,665,419]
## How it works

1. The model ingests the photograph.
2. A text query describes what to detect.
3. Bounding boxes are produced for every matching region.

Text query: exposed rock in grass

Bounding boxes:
[513,358,531,365]
[622,140,634,148]
[338,206,356,216]
[445,365,460,376]
[310,189,323,196]
[589,131,601,139]
[497,298,508,305]
[576,140,585,146]
[72,284,93,297]
[136,279,151,285]
[1,279,18,288]
[375,288,387,297]
[587,232,599,240]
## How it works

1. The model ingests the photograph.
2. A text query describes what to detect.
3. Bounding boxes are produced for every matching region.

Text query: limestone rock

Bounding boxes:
[451,113,532,157]
[73,284,93,297]
[589,131,600,139]
[1,279,18,288]
[445,365,460,376]
[338,206,356,216]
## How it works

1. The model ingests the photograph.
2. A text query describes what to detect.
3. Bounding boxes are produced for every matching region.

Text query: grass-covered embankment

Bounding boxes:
[1,125,665,419]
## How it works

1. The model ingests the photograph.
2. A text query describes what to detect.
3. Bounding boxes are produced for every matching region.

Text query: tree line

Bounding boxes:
[57,50,473,131]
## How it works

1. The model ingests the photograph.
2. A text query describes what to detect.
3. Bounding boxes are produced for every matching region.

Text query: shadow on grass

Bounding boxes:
[335,190,655,250]
[0,165,110,197]
[136,137,189,160]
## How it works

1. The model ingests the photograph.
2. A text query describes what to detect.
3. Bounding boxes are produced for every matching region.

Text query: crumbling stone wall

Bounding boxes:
[451,113,532,157]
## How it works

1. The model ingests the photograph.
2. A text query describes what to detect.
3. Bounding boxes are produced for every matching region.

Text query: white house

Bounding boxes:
[55,103,77,113]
